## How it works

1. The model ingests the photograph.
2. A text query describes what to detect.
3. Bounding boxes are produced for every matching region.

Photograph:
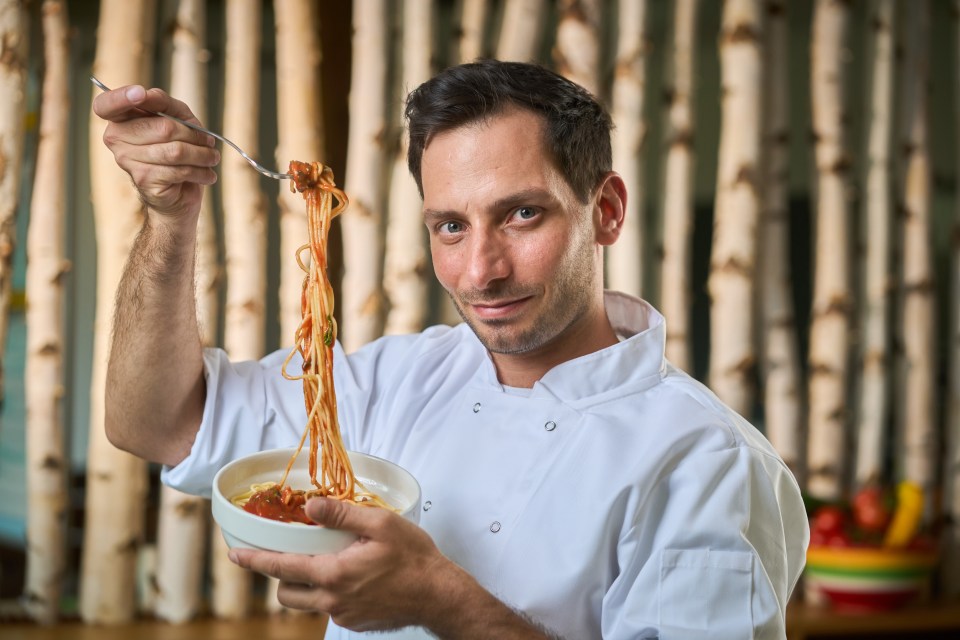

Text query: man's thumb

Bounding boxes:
[305,496,364,534]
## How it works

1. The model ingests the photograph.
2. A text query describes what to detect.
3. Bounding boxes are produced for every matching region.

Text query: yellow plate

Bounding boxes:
[806,545,937,571]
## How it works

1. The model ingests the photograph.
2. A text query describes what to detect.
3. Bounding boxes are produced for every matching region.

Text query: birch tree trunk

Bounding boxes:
[81,0,157,623]
[944,0,960,596]
[606,0,648,298]
[457,0,489,63]
[222,0,265,361]
[384,0,433,336]
[805,0,853,501]
[496,0,546,63]
[341,0,388,352]
[275,0,324,340]
[170,0,219,345]
[0,0,29,409]
[896,1,936,501]
[758,0,802,476]
[708,0,763,418]
[660,0,698,372]
[23,0,69,623]
[153,0,211,623]
[553,0,602,97]
[854,0,895,487]
[209,0,264,617]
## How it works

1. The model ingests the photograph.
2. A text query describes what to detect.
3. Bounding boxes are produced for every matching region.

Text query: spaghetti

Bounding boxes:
[232,161,389,523]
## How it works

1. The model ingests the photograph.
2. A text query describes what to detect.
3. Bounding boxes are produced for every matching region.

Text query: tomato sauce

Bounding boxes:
[242,485,317,525]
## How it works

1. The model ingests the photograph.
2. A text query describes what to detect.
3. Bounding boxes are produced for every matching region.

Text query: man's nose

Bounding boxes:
[465,232,510,289]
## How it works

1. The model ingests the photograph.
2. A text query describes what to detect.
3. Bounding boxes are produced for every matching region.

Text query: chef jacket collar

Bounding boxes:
[471,291,668,406]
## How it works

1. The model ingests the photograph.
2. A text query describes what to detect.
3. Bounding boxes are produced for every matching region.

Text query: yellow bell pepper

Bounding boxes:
[883,481,924,548]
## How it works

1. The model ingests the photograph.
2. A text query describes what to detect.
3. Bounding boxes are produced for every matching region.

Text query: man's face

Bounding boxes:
[421,108,602,357]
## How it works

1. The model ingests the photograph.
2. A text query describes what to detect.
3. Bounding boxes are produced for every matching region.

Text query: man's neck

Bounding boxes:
[490,309,619,388]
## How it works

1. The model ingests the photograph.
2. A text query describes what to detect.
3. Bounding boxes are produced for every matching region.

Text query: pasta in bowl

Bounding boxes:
[212,447,422,555]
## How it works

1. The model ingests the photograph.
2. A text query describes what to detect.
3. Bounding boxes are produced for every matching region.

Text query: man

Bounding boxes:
[96,60,807,639]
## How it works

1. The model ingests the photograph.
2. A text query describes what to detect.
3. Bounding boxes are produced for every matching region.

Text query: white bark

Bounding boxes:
[805,0,853,501]
[945,0,960,597]
[210,0,264,618]
[170,0,218,344]
[81,0,156,623]
[341,0,388,351]
[897,1,935,499]
[222,0,266,363]
[154,489,207,622]
[659,0,698,371]
[384,0,433,336]
[708,0,763,418]
[275,0,324,339]
[606,0,648,298]
[153,0,210,623]
[758,0,802,476]
[23,0,69,623]
[854,0,895,487]
[457,0,489,63]
[553,0,602,97]
[0,0,29,406]
[496,0,545,62]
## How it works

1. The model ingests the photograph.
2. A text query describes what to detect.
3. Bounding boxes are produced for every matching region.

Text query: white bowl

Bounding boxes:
[212,447,421,555]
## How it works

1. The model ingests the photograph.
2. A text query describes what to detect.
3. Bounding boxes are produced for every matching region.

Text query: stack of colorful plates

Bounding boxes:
[805,545,939,611]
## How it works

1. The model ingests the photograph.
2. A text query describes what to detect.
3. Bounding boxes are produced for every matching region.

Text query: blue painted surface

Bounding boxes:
[0,314,27,546]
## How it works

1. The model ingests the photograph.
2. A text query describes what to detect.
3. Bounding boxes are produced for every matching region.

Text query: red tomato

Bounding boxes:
[809,529,829,546]
[825,531,852,548]
[811,506,847,536]
[852,486,891,533]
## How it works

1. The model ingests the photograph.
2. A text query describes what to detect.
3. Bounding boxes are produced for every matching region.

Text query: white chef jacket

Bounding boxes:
[163,291,808,639]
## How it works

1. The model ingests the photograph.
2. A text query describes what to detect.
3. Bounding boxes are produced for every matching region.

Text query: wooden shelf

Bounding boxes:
[787,599,960,639]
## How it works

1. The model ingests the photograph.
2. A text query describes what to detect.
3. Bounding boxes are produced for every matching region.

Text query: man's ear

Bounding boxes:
[594,172,627,246]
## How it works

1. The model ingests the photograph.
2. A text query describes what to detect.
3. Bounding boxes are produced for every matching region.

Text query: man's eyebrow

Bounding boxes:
[423,208,457,223]
[423,188,557,221]
[490,188,556,211]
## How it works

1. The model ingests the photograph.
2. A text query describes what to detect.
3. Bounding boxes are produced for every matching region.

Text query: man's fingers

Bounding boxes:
[105,112,215,150]
[127,163,218,191]
[94,84,194,123]
[276,580,329,612]
[92,84,148,121]
[138,87,205,125]
[229,548,319,584]
[112,138,220,171]
[304,497,391,537]
[95,85,215,148]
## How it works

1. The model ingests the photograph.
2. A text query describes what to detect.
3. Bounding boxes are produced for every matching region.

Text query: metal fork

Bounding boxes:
[90,75,292,181]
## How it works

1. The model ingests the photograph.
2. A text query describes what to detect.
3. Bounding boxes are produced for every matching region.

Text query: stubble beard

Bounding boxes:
[448,237,597,356]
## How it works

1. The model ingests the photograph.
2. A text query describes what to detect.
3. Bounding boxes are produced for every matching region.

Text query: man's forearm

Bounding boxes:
[425,561,564,640]
[105,212,205,466]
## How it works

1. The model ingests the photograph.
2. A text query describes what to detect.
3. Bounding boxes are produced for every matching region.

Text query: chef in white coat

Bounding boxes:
[95,59,808,639]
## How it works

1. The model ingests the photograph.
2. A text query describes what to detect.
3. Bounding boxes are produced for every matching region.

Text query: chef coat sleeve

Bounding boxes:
[160,347,306,498]
[160,333,421,498]
[603,444,809,640]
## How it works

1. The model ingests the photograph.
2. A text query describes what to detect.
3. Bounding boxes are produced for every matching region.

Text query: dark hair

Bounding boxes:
[405,60,613,203]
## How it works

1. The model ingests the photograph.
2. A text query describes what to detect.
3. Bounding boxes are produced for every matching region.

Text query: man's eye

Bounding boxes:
[439,221,463,234]
[514,206,537,221]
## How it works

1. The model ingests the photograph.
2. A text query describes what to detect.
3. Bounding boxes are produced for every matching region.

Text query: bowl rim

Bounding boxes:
[211,447,421,539]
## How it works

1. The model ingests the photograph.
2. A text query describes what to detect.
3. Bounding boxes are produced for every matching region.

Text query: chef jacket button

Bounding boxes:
[473,403,481,413]
[423,501,432,511]
[490,521,501,533]
[544,420,557,432]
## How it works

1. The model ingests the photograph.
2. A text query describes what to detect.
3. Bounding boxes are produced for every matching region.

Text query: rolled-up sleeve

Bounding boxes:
[159,330,426,498]
[160,347,306,497]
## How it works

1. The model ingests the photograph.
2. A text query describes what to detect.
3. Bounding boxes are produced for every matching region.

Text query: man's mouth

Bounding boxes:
[468,296,533,321]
